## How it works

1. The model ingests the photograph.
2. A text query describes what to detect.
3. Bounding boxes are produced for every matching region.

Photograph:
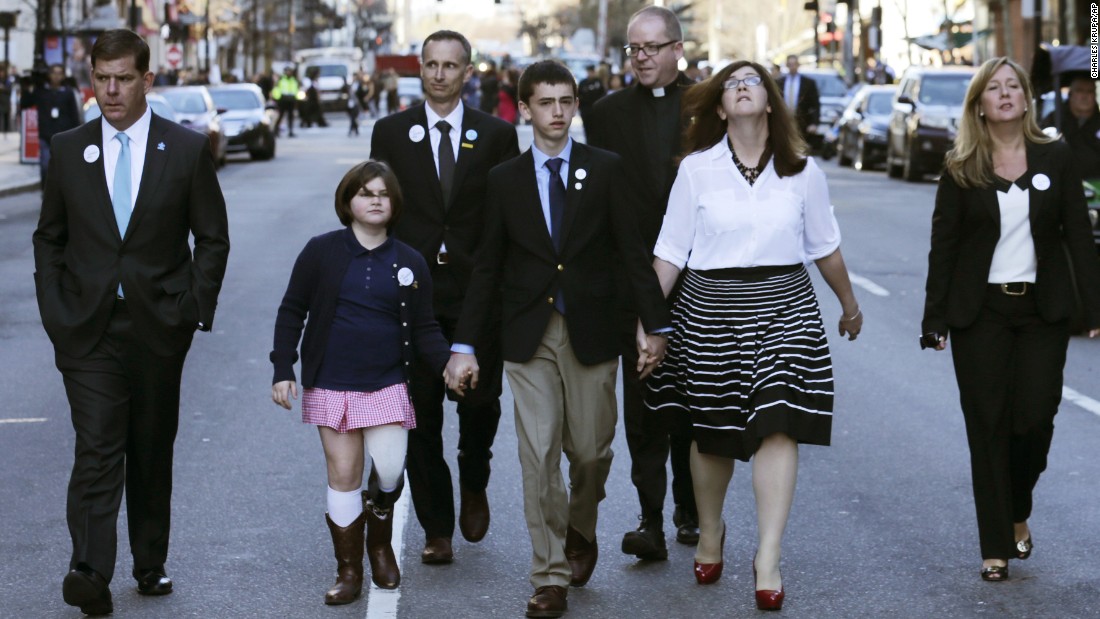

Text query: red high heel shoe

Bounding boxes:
[693,525,725,585]
[753,557,785,611]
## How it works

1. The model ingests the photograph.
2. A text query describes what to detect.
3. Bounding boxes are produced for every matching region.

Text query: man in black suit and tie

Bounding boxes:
[778,54,821,146]
[32,29,229,616]
[369,29,519,564]
[585,5,698,559]
[445,60,671,619]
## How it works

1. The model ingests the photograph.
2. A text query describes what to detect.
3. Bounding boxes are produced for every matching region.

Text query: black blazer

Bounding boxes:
[369,104,520,320]
[33,113,230,358]
[778,74,820,133]
[922,140,1100,334]
[454,142,671,365]
[586,74,693,250]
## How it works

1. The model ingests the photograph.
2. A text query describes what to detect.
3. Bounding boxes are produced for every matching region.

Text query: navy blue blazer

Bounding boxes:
[270,230,450,388]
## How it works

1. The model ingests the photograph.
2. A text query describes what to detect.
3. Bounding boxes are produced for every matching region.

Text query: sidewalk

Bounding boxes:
[0,132,42,197]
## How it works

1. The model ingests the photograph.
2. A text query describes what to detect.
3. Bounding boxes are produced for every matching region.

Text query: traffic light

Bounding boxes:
[804,2,818,11]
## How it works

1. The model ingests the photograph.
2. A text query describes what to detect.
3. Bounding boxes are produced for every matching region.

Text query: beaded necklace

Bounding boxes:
[727,135,771,186]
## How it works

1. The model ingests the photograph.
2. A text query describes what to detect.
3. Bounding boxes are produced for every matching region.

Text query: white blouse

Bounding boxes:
[653,139,841,270]
[987,183,1037,283]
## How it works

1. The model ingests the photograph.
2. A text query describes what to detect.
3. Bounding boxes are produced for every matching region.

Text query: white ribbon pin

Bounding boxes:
[465,129,478,141]
[574,182,582,190]
[575,168,587,180]
[408,125,426,143]
[83,145,100,163]
[397,267,415,286]
[1031,173,1050,191]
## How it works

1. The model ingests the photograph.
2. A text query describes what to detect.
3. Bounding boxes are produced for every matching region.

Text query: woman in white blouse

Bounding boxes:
[644,60,861,610]
[922,58,1100,582]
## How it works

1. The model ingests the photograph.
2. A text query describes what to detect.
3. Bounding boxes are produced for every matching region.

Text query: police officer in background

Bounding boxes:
[20,64,81,187]
[272,65,300,138]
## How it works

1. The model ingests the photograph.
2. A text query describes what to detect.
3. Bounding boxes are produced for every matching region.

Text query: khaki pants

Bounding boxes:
[505,312,618,588]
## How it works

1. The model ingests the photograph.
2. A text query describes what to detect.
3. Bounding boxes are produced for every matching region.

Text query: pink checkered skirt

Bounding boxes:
[301,383,416,432]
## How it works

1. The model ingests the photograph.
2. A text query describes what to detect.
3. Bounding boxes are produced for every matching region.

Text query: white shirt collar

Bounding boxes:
[425,101,464,133]
[101,104,153,148]
[531,138,573,169]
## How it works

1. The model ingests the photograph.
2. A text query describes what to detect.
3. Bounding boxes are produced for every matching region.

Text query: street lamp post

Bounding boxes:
[0,11,18,73]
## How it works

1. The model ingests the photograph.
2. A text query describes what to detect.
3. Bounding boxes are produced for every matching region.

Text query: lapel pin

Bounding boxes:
[461,142,474,149]
[574,182,582,190]
[408,125,426,143]
[465,129,478,141]
[574,168,587,180]
[1031,173,1050,191]
[397,267,415,286]
[157,142,166,151]
[84,145,100,163]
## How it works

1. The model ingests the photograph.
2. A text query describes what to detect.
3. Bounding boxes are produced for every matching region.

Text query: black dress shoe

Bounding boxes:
[134,567,173,596]
[63,567,113,616]
[421,537,454,564]
[526,585,567,618]
[621,519,668,560]
[459,488,491,542]
[673,505,700,546]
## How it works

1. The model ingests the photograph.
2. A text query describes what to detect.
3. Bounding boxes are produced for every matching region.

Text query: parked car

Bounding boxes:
[886,66,976,182]
[83,93,177,124]
[836,84,898,170]
[800,68,850,158]
[155,85,228,167]
[396,77,424,111]
[208,83,276,161]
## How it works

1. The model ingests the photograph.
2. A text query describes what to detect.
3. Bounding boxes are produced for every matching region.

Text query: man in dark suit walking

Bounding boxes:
[445,60,671,619]
[585,5,698,560]
[778,54,821,146]
[32,29,229,616]
[369,29,519,565]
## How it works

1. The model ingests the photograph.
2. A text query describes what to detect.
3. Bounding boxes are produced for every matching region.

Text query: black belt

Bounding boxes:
[990,282,1031,296]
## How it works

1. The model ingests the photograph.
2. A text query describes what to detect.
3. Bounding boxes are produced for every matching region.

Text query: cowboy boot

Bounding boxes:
[363,470,404,589]
[324,512,366,605]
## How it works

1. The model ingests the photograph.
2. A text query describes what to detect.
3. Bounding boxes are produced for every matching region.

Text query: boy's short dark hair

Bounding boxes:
[334,160,404,231]
[517,60,577,105]
[91,29,151,73]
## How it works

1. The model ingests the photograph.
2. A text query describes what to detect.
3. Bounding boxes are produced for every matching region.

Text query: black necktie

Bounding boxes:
[436,120,455,208]
[545,157,566,251]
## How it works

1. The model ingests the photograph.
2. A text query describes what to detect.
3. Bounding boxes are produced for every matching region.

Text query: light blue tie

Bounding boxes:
[112,132,132,236]
[113,132,131,297]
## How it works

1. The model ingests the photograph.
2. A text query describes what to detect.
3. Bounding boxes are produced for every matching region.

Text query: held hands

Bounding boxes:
[444,353,480,397]
[272,380,298,410]
[838,306,863,341]
[1090,329,1100,339]
[635,320,668,380]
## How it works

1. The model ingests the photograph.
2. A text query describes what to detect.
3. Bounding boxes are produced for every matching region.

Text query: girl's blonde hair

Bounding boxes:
[943,56,1054,189]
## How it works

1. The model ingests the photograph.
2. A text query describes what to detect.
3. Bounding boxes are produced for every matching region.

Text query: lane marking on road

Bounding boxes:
[849,273,890,297]
[0,418,48,424]
[1062,386,1100,418]
[365,474,409,619]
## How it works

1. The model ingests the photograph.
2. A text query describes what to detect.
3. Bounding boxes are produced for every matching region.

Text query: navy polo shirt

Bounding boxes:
[314,230,404,392]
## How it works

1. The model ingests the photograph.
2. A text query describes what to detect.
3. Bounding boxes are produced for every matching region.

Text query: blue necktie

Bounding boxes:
[545,157,566,314]
[113,132,131,297]
[113,132,132,236]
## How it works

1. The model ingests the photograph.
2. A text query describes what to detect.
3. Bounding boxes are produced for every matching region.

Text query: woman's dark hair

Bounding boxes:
[517,60,577,104]
[91,29,151,73]
[680,60,807,177]
[334,160,403,231]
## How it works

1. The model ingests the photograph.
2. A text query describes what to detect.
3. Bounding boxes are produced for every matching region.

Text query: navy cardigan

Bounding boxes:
[271,229,450,388]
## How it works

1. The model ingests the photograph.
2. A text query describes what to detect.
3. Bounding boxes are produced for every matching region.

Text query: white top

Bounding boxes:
[530,139,573,234]
[102,105,152,212]
[653,139,841,270]
[988,183,1037,283]
[425,101,463,176]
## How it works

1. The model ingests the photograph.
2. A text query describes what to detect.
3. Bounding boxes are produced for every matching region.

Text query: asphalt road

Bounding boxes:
[2,115,1099,619]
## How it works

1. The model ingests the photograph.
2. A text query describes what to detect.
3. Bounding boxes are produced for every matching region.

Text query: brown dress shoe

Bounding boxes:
[324,512,365,605]
[459,488,490,542]
[526,585,568,618]
[565,526,598,587]
[421,537,454,564]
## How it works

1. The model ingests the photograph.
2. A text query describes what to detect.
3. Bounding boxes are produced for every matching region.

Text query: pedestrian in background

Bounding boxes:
[0,64,13,135]
[646,60,861,610]
[272,65,299,138]
[577,64,606,140]
[356,72,375,119]
[1041,75,1100,179]
[777,55,820,149]
[271,160,450,604]
[33,29,230,616]
[922,57,1100,582]
[369,29,520,567]
[585,4,699,562]
[20,64,81,187]
[342,78,360,136]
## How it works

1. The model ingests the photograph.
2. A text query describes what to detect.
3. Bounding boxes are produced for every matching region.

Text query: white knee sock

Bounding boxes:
[327,486,363,527]
[363,424,409,492]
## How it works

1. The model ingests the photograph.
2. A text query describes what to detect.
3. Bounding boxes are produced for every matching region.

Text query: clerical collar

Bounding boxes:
[647,77,681,99]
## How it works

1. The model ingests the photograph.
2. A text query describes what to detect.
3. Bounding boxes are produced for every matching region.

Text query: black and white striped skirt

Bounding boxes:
[646,264,833,462]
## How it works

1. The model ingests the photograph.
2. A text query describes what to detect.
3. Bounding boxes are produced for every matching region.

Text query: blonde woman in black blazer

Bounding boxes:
[922,57,1100,582]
